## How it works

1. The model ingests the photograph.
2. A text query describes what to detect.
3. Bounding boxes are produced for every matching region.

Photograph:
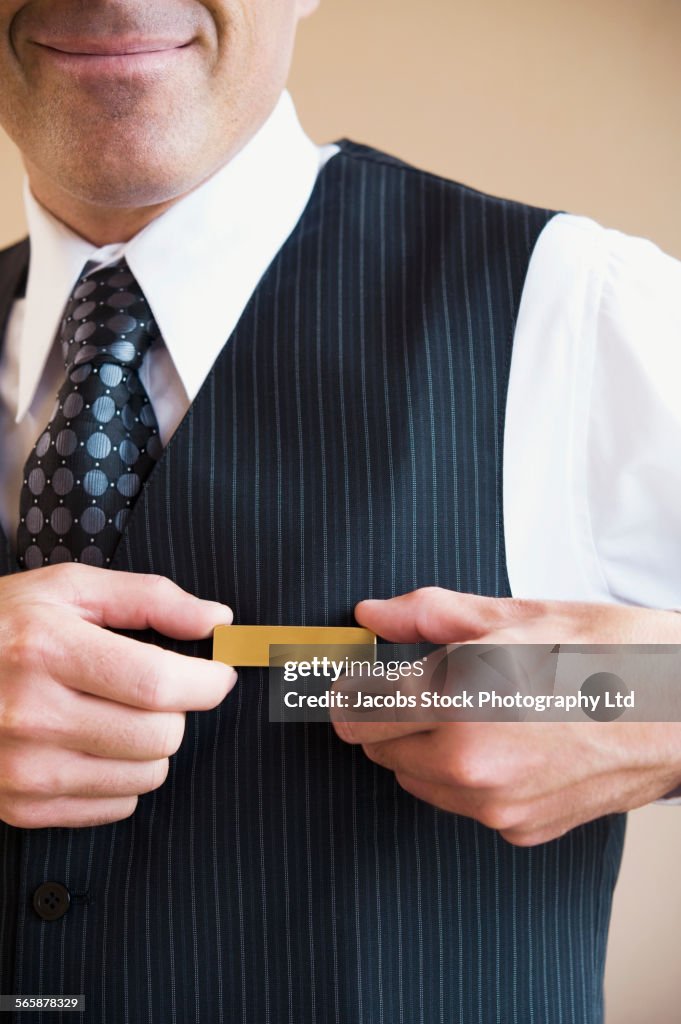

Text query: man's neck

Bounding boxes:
[25,160,185,247]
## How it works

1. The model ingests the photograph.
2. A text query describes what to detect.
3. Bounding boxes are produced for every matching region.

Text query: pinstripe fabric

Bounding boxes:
[0,144,625,1023]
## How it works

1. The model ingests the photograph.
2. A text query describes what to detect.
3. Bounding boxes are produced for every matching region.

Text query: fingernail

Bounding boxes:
[207,601,233,623]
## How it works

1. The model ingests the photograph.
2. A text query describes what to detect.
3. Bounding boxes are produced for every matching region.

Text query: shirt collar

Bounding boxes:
[18,90,332,421]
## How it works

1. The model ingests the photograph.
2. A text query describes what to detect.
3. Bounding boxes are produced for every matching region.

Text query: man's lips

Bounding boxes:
[33,37,192,57]
[27,36,195,76]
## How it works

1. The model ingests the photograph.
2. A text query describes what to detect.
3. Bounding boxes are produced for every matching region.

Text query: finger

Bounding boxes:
[394,771,476,817]
[5,796,140,830]
[359,729,459,780]
[38,564,233,639]
[358,726,507,814]
[359,726,502,797]
[43,689,187,760]
[5,748,169,799]
[332,717,434,745]
[355,587,538,644]
[396,772,600,846]
[51,618,237,711]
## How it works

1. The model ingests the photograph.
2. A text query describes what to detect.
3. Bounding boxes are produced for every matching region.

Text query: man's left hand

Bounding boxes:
[331,588,681,846]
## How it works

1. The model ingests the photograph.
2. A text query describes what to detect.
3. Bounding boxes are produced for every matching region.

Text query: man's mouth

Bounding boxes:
[28,35,194,73]
[34,36,191,57]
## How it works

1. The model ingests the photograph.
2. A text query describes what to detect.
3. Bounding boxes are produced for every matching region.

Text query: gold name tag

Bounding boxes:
[213,625,376,667]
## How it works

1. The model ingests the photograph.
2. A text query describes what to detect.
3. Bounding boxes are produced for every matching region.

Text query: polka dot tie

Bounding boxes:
[17,259,163,570]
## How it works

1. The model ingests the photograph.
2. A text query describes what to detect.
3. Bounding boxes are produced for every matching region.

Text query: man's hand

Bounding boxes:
[0,565,235,830]
[332,587,681,846]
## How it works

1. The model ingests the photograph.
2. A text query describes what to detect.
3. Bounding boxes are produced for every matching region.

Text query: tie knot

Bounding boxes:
[60,259,159,373]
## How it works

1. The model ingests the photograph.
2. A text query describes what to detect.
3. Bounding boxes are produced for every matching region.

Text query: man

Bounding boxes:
[0,1,679,1021]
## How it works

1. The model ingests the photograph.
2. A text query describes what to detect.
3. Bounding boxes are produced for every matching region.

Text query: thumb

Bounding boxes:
[355,587,514,644]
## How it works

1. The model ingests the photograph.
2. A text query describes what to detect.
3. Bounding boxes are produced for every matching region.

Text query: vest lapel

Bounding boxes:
[0,238,30,577]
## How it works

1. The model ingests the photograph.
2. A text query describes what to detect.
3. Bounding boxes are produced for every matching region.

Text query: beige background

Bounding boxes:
[1,0,680,1021]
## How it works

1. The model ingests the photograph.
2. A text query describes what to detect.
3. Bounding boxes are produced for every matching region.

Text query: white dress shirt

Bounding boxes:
[1,89,681,617]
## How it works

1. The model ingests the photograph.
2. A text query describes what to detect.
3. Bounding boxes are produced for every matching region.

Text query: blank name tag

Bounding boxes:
[213,625,376,667]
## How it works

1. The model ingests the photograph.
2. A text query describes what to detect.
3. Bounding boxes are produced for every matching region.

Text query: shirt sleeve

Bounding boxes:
[505,212,681,610]
[586,222,681,609]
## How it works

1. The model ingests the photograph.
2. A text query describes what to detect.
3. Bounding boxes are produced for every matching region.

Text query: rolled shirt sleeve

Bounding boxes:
[505,212,681,609]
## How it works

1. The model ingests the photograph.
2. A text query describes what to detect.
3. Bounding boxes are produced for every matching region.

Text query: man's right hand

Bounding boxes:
[0,565,236,830]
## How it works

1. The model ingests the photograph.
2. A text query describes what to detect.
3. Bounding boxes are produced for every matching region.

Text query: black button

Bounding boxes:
[32,882,71,922]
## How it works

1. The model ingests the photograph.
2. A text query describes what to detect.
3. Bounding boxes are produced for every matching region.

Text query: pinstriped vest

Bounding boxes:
[0,142,625,1023]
